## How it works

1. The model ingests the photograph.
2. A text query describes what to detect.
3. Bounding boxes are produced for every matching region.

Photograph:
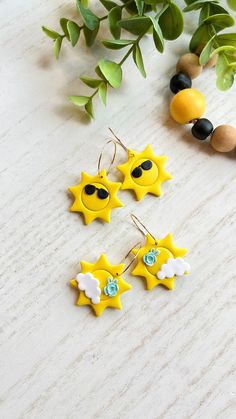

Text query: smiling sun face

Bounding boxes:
[132,234,189,290]
[70,254,132,316]
[68,169,123,225]
[117,145,172,201]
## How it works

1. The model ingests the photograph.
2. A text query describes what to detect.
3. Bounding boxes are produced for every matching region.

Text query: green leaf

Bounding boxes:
[80,77,102,88]
[159,3,184,40]
[85,98,94,118]
[42,26,60,39]
[99,82,107,105]
[227,0,236,11]
[67,21,80,46]
[199,3,229,25]
[133,44,146,78]
[149,16,164,53]
[54,37,62,59]
[69,96,90,106]
[190,24,211,52]
[76,0,99,30]
[60,18,70,39]
[184,1,224,13]
[190,14,235,52]
[204,13,234,32]
[118,16,151,35]
[108,6,122,39]
[199,35,215,65]
[216,33,236,48]
[135,0,144,16]
[99,0,117,11]
[95,65,107,80]
[216,53,234,90]
[211,45,236,55]
[98,59,122,88]
[102,39,134,49]
[83,24,100,46]
[120,0,141,14]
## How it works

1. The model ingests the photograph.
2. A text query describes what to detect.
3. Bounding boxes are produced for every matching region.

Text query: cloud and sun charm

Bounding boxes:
[117,145,172,201]
[132,233,190,290]
[68,170,123,225]
[70,254,132,316]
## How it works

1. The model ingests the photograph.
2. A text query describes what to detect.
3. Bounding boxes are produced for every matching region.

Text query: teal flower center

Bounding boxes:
[104,277,119,297]
[143,249,160,266]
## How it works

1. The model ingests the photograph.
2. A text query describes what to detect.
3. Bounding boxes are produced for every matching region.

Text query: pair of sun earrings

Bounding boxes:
[68,128,172,225]
[68,131,190,317]
[70,214,191,317]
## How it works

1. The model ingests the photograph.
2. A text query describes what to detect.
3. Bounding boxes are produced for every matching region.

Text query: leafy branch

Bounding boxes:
[42,0,236,119]
[184,0,236,90]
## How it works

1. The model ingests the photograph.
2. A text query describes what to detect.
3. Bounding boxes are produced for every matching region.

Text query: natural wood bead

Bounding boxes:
[176,53,203,79]
[210,125,236,152]
[204,54,218,69]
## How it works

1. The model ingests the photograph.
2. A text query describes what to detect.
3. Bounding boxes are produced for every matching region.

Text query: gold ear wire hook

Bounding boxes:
[97,139,117,176]
[130,214,158,245]
[108,127,129,153]
[120,241,142,275]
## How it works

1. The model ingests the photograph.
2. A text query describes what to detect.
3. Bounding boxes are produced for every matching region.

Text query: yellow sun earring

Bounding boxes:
[130,215,191,291]
[68,141,123,225]
[109,128,172,201]
[70,253,134,317]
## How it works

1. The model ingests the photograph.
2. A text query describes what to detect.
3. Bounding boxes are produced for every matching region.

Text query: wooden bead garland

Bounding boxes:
[170,53,236,153]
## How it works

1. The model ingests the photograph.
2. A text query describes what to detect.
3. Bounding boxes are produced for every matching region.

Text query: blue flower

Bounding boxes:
[143,249,160,266]
[104,277,119,297]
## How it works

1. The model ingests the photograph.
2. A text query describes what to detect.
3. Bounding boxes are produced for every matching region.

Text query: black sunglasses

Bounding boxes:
[84,184,109,199]
[131,160,153,178]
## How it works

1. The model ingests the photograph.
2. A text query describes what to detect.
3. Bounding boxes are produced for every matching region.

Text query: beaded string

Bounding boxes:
[169,52,236,153]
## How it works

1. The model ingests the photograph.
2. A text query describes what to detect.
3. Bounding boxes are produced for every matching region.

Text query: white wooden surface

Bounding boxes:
[1,1,236,418]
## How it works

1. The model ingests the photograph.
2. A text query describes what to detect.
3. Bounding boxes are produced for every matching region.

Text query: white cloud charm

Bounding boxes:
[76,273,101,304]
[157,257,190,280]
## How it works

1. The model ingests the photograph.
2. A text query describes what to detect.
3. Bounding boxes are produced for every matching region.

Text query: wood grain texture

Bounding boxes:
[0,1,235,418]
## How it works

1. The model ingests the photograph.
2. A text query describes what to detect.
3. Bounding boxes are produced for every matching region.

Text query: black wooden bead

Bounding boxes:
[169,72,192,94]
[191,118,214,141]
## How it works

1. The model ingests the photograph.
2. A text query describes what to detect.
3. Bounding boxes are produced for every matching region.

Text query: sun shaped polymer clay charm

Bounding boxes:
[68,169,123,225]
[70,254,132,316]
[117,145,172,201]
[132,233,190,290]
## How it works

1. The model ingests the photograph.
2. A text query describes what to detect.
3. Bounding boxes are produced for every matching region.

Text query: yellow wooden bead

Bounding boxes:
[170,88,206,124]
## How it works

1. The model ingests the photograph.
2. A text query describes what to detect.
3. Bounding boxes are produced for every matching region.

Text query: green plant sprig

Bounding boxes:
[184,0,236,90]
[42,0,236,120]
[42,0,136,58]
[42,0,184,118]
